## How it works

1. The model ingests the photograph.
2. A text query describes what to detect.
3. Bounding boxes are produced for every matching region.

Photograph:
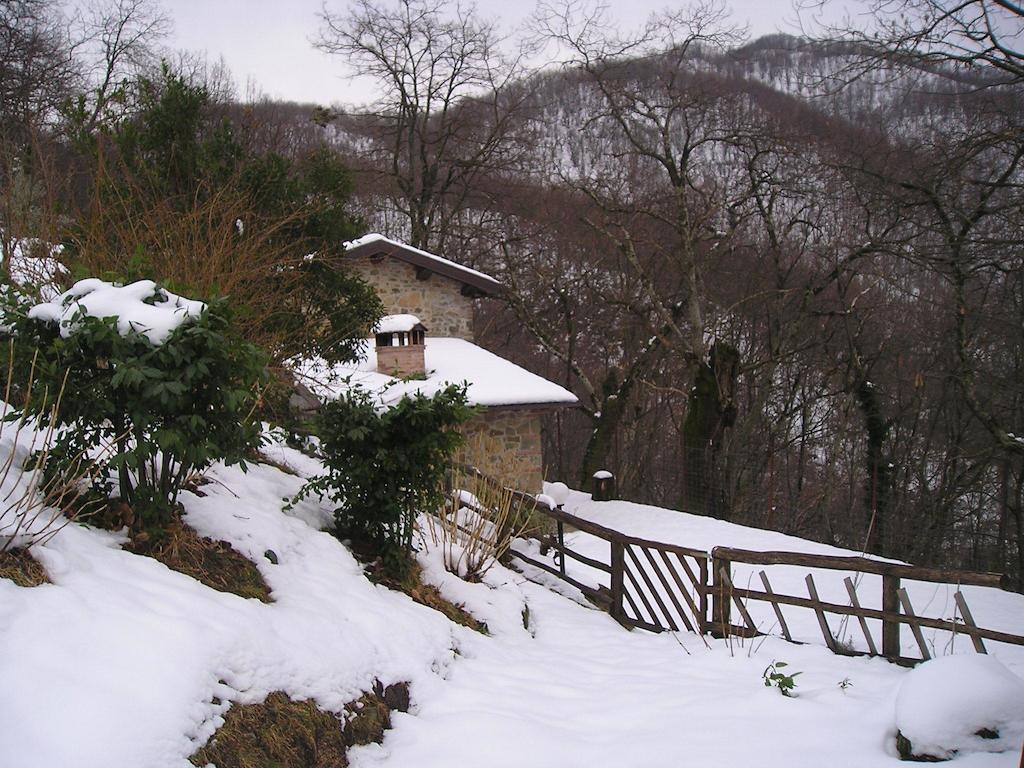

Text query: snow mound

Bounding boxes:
[895,655,1024,760]
[375,314,423,334]
[28,279,206,345]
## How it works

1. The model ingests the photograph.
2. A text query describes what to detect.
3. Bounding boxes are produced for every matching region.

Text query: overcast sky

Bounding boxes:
[160,0,818,106]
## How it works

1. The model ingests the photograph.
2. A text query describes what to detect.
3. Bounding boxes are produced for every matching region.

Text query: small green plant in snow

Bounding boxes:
[762,660,801,697]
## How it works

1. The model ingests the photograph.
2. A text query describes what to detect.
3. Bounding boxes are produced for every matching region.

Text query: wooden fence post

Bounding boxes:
[882,574,901,658]
[610,540,625,623]
[698,557,709,635]
[711,550,732,635]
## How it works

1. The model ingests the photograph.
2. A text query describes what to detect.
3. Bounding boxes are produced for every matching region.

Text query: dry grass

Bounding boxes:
[71,159,372,366]
[370,558,487,634]
[0,344,116,556]
[0,547,47,587]
[342,692,391,748]
[189,685,406,768]
[125,518,271,603]
[424,463,536,583]
[189,692,348,768]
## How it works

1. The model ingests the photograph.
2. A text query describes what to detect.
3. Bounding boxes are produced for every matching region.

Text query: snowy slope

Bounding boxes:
[3,433,1023,767]
[0,434,461,768]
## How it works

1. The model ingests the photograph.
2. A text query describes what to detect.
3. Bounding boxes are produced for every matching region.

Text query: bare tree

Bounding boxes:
[71,0,170,135]
[801,0,1024,85]
[317,0,529,252]
[533,0,755,515]
[0,0,167,280]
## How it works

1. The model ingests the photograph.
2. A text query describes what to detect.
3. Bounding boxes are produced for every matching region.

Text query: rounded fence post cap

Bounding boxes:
[547,482,570,506]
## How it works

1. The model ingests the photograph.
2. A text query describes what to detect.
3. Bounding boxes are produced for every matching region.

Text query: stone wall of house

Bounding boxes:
[347,255,475,339]
[460,408,545,494]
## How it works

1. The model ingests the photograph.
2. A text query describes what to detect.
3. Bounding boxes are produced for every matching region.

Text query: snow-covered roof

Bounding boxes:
[375,314,424,334]
[297,337,578,410]
[344,233,502,296]
[28,279,206,346]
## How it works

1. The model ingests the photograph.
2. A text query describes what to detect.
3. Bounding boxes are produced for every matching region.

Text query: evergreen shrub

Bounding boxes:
[295,384,473,574]
[3,281,267,529]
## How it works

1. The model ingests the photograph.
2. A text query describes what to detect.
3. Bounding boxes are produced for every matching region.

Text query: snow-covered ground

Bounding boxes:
[2,433,1023,767]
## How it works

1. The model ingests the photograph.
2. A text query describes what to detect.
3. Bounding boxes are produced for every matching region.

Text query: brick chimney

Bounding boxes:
[375,314,427,378]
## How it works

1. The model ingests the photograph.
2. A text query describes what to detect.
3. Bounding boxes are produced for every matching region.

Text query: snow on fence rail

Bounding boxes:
[482,477,1024,665]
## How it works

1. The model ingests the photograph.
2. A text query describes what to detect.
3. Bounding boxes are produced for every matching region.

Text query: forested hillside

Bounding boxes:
[3,0,1021,584]
[317,6,1024,583]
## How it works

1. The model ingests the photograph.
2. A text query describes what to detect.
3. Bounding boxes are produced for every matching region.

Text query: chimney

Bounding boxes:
[375,314,427,378]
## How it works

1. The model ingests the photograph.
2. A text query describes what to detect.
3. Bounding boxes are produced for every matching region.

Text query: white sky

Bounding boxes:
[159,0,817,106]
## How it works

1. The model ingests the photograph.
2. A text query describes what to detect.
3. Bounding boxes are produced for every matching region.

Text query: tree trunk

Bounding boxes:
[681,343,739,518]
[580,370,629,486]
[855,377,893,557]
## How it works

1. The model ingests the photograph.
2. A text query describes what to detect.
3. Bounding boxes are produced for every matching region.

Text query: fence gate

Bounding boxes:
[613,539,707,634]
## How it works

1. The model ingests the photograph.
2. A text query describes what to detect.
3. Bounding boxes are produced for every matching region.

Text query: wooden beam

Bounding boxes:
[898,588,931,660]
[609,541,625,623]
[954,591,988,654]
[844,576,878,655]
[712,555,732,633]
[711,546,1008,589]
[882,575,901,658]
[760,570,793,642]
[806,574,837,652]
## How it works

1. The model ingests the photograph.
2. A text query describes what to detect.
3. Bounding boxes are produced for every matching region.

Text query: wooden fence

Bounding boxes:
[498,498,1024,664]
[709,547,1020,664]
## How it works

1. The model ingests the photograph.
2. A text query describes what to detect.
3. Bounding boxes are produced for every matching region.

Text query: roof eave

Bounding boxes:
[476,400,581,412]
[346,238,503,296]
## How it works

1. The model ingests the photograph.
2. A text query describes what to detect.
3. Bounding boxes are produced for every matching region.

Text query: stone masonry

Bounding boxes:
[347,254,474,340]
[460,408,545,493]
[346,244,566,497]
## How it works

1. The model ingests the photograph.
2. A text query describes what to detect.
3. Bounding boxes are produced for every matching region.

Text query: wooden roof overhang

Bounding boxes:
[346,238,503,298]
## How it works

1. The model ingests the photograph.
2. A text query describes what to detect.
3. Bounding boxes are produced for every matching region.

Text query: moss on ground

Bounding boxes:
[126,517,271,603]
[0,547,47,587]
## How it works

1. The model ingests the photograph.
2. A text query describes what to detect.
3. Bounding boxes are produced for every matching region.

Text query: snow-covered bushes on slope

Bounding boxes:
[895,655,1024,761]
[3,279,267,528]
[292,383,472,578]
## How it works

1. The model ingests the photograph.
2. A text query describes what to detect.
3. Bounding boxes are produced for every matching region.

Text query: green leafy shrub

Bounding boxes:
[762,660,801,697]
[295,384,473,575]
[3,281,267,530]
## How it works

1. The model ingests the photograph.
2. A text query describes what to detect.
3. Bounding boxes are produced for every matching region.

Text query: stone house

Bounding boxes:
[316,233,578,492]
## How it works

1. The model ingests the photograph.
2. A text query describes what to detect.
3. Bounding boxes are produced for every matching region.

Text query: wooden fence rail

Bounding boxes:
[451,467,1023,664]
[709,546,1022,663]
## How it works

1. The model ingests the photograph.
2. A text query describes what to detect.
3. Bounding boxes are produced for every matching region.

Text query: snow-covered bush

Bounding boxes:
[895,655,1024,761]
[3,279,267,529]
[294,384,472,576]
